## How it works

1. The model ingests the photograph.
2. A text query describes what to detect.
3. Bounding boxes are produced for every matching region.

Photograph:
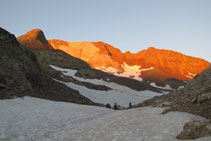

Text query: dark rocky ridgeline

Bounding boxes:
[0,27,96,105]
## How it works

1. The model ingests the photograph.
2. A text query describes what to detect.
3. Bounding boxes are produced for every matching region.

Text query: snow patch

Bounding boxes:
[65,81,163,107]
[50,65,164,107]
[49,65,77,76]
[184,71,197,79]
[178,85,185,89]
[150,82,173,90]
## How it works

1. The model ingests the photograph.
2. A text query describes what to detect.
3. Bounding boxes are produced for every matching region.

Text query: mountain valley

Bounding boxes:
[0,27,211,140]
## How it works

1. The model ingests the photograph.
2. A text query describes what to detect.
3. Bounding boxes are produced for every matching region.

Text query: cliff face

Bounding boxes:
[48,39,210,83]
[17,29,53,49]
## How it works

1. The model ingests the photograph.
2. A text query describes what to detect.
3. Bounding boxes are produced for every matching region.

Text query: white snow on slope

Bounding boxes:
[0,97,210,141]
[184,71,197,79]
[64,81,162,107]
[0,97,112,141]
[50,65,164,107]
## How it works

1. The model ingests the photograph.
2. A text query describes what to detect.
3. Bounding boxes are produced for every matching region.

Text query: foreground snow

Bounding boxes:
[0,97,210,141]
[0,97,112,141]
[50,65,165,107]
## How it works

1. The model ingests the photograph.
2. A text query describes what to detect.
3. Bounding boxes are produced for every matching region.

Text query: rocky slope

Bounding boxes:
[32,47,163,93]
[169,65,211,139]
[167,65,211,119]
[0,27,95,105]
[17,29,53,49]
[135,65,211,139]
[48,40,210,85]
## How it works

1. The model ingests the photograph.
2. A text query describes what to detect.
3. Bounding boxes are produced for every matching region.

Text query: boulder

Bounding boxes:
[177,121,211,139]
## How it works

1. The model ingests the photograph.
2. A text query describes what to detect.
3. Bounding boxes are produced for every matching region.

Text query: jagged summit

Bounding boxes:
[48,39,210,84]
[17,29,52,49]
[18,29,210,87]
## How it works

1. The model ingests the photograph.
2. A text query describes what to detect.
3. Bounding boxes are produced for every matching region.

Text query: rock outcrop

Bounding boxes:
[17,29,53,49]
[177,121,211,139]
[48,39,210,84]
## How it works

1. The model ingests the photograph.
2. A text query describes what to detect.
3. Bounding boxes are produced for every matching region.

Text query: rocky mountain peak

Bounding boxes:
[147,46,156,50]
[17,29,52,49]
[25,29,47,43]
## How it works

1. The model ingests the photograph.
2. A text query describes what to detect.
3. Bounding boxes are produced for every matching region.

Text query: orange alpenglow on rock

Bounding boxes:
[48,39,210,82]
[17,29,210,83]
[17,29,53,49]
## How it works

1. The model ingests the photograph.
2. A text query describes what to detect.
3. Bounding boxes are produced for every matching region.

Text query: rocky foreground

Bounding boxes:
[135,65,211,139]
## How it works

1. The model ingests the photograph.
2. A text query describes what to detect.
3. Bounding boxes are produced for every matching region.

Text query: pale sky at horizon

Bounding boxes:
[1,0,211,62]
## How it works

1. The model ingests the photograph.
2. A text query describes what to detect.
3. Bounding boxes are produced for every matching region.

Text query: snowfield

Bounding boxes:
[0,97,210,141]
[50,65,165,107]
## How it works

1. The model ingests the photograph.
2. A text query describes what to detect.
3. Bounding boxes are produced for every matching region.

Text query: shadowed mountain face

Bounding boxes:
[0,27,41,94]
[17,29,53,49]
[48,39,210,83]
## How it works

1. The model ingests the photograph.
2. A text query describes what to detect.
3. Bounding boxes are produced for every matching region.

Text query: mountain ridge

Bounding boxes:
[48,39,210,83]
[17,29,210,84]
[17,29,164,93]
